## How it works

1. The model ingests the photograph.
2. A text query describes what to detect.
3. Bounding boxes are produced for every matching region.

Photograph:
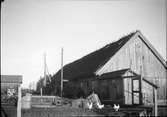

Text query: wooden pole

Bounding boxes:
[40,88,43,103]
[61,48,63,97]
[17,84,21,117]
[153,88,158,116]
[40,88,43,96]
[44,53,46,87]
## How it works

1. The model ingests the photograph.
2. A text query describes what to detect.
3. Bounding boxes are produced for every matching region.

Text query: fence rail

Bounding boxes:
[31,95,59,106]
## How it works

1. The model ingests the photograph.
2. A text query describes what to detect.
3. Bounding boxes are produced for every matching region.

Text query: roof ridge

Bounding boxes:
[53,31,137,80]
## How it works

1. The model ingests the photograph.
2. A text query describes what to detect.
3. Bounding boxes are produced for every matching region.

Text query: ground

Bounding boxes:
[1,105,104,117]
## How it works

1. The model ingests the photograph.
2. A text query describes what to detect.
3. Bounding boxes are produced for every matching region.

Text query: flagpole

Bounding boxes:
[61,48,63,97]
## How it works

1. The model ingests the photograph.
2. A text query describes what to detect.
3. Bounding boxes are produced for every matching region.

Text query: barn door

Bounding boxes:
[132,78,142,105]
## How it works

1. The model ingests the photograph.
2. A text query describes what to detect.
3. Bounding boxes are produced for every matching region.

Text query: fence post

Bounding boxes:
[17,84,21,117]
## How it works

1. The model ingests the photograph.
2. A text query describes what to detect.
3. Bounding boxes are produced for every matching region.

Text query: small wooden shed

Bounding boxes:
[1,75,22,117]
[1,75,22,99]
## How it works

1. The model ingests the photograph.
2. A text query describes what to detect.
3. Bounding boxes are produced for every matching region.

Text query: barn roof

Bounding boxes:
[1,75,22,84]
[53,31,136,81]
[52,30,166,81]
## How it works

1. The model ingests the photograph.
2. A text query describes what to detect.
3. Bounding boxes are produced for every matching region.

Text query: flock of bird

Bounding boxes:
[87,101,104,110]
[87,102,120,111]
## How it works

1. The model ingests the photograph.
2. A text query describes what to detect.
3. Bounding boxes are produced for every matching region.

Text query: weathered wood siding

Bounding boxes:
[69,78,124,104]
[97,79,124,102]
[96,34,167,105]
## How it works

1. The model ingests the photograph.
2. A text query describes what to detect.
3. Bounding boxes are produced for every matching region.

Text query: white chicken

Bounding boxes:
[87,102,93,110]
[113,104,120,111]
[97,102,104,109]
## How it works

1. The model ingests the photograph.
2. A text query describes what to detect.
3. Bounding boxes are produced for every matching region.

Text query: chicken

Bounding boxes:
[113,104,120,111]
[97,102,104,109]
[87,102,93,110]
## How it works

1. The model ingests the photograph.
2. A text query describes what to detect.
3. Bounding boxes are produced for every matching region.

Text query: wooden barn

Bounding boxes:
[52,30,166,115]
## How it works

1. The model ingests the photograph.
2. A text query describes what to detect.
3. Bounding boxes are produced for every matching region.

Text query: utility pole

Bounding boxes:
[44,53,46,87]
[60,48,63,97]
[40,52,46,100]
[40,76,43,103]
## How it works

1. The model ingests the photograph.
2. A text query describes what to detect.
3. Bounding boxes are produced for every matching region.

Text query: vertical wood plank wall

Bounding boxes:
[96,35,167,105]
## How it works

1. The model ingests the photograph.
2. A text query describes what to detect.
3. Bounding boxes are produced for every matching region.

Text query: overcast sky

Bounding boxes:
[1,0,166,88]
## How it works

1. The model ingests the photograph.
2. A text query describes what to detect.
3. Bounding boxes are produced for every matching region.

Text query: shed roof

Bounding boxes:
[1,75,22,84]
[97,68,135,80]
[143,78,159,89]
[98,69,159,88]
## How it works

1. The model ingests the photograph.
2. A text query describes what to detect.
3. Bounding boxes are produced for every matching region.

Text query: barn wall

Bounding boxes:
[96,34,167,105]
[68,78,124,104]
[97,79,124,102]
[140,36,167,104]
[124,78,132,105]
[142,81,154,105]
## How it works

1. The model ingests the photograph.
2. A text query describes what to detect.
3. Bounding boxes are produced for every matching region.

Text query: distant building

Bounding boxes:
[1,75,22,105]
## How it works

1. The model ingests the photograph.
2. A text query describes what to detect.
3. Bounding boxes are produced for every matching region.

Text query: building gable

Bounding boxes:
[96,31,167,75]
